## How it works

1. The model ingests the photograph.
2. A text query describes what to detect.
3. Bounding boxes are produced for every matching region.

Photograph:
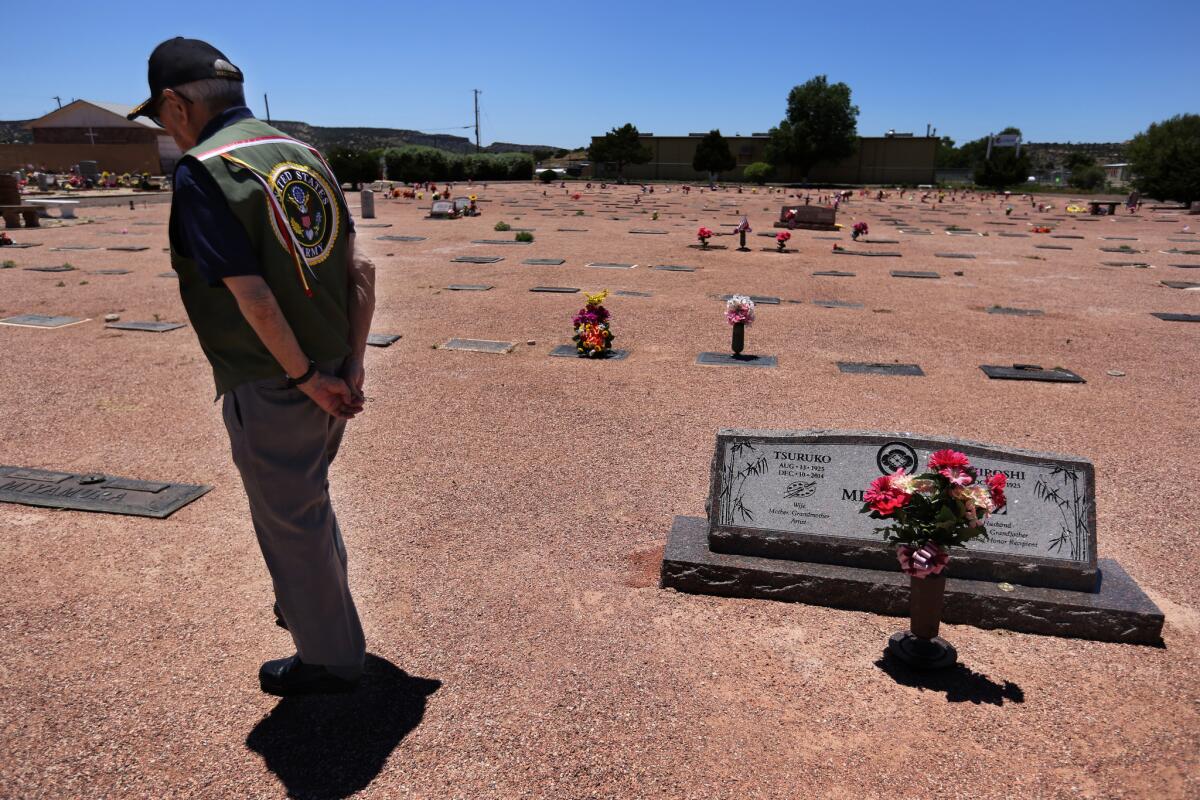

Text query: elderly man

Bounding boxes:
[130,38,376,695]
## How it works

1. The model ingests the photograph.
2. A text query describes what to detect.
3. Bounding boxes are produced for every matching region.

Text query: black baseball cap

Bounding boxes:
[128,37,243,120]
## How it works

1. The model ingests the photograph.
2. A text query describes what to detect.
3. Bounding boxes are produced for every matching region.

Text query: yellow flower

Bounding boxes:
[585,289,609,306]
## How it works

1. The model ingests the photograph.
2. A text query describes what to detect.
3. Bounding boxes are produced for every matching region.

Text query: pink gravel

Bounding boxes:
[0,184,1197,799]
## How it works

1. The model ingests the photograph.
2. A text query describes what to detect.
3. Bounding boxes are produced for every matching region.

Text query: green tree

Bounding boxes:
[539,169,558,183]
[764,75,859,179]
[1068,165,1106,191]
[326,146,381,189]
[588,123,652,179]
[692,129,736,180]
[743,162,773,185]
[973,148,1032,189]
[1064,151,1095,172]
[935,136,964,168]
[1127,114,1200,203]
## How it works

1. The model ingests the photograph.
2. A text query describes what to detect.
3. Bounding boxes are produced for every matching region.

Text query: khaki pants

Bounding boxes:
[222,363,366,678]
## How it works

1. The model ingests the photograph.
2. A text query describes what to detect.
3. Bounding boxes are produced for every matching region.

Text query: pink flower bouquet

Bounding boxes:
[775,231,791,251]
[724,295,755,326]
[859,449,1006,577]
[697,226,714,247]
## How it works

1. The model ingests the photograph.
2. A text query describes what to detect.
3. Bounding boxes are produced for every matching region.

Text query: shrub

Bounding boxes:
[383,146,534,182]
[326,146,382,189]
[743,162,774,185]
[1068,165,1106,191]
[515,231,534,242]
[494,221,511,232]
[539,169,558,183]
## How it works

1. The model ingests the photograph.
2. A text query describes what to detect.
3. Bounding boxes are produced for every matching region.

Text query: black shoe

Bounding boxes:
[273,601,287,630]
[259,655,359,696]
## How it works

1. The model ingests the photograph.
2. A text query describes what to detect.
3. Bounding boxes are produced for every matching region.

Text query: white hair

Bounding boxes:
[176,78,245,114]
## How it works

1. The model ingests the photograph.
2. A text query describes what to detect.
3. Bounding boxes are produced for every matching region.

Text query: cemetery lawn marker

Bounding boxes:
[0,466,210,518]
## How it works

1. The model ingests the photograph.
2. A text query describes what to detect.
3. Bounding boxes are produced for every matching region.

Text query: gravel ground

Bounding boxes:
[0,185,1197,799]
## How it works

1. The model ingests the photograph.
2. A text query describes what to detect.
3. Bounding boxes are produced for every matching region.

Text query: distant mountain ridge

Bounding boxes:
[265,120,563,156]
[0,116,565,155]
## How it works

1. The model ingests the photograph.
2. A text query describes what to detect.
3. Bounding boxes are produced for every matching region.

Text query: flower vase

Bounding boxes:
[731,322,745,357]
[886,575,957,670]
[738,230,748,251]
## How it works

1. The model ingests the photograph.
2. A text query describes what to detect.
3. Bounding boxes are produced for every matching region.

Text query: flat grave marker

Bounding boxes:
[986,306,1044,316]
[891,270,940,279]
[651,264,696,272]
[105,246,150,252]
[366,333,402,347]
[629,229,668,235]
[614,290,653,297]
[550,345,630,360]
[833,249,902,257]
[1161,280,1200,289]
[24,265,76,272]
[813,270,855,277]
[451,256,503,264]
[442,338,514,354]
[0,466,211,518]
[812,299,863,309]
[104,321,186,333]
[1151,312,1200,322]
[523,258,566,266]
[720,294,779,305]
[530,286,579,293]
[935,253,976,259]
[586,262,636,270]
[837,362,924,376]
[377,235,426,242]
[981,364,1085,383]
[445,284,493,291]
[0,314,89,328]
[472,239,532,245]
[52,245,98,251]
[696,353,778,368]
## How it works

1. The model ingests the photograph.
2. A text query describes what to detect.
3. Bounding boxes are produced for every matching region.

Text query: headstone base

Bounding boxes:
[660,516,1163,645]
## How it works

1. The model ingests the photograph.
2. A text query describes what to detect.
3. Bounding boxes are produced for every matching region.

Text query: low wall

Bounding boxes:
[0,143,161,174]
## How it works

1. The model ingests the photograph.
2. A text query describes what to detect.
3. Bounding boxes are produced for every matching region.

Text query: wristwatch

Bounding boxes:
[285,360,318,389]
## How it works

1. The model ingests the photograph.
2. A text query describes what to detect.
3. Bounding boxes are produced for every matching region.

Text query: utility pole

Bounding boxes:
[263,93,272,123]
[52,96,62,109]
[473,89,481,153]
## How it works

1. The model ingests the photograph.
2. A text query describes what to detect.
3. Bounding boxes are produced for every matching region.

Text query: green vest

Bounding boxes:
[169,117,351,395]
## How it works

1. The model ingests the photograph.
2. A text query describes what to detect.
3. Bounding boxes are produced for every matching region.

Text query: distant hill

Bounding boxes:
[267,120,565,156]
[0,116,565,155]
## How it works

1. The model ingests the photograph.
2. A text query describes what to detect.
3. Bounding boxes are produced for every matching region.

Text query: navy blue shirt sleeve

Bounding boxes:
[172,157,261,287]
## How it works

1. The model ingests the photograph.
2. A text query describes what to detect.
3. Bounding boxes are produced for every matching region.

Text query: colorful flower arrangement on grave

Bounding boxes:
[832,243,845,252]
[859,449,1005,578]
[571,193,581,200]
[697,226,713,247]
[775,231,791,251]
[572,290,614,358]
[725,295,756,326]
[1032,226,1052,233]
[851,221,869,241]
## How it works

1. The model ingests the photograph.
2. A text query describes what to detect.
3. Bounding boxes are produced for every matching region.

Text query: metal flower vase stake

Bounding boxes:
[734,216,752,251]
[859,449,1007,670]
[725,295,755,359]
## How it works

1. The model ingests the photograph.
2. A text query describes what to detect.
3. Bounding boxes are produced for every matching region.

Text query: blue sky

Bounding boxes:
[3,0,1197,149]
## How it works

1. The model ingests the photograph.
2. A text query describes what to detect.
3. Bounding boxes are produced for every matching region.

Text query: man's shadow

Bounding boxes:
[246,654,440,799]
[875,655,1025,706]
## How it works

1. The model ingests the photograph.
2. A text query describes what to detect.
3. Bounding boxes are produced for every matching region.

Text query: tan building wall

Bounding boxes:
[595,134,937,185]
[0,143,162,174]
